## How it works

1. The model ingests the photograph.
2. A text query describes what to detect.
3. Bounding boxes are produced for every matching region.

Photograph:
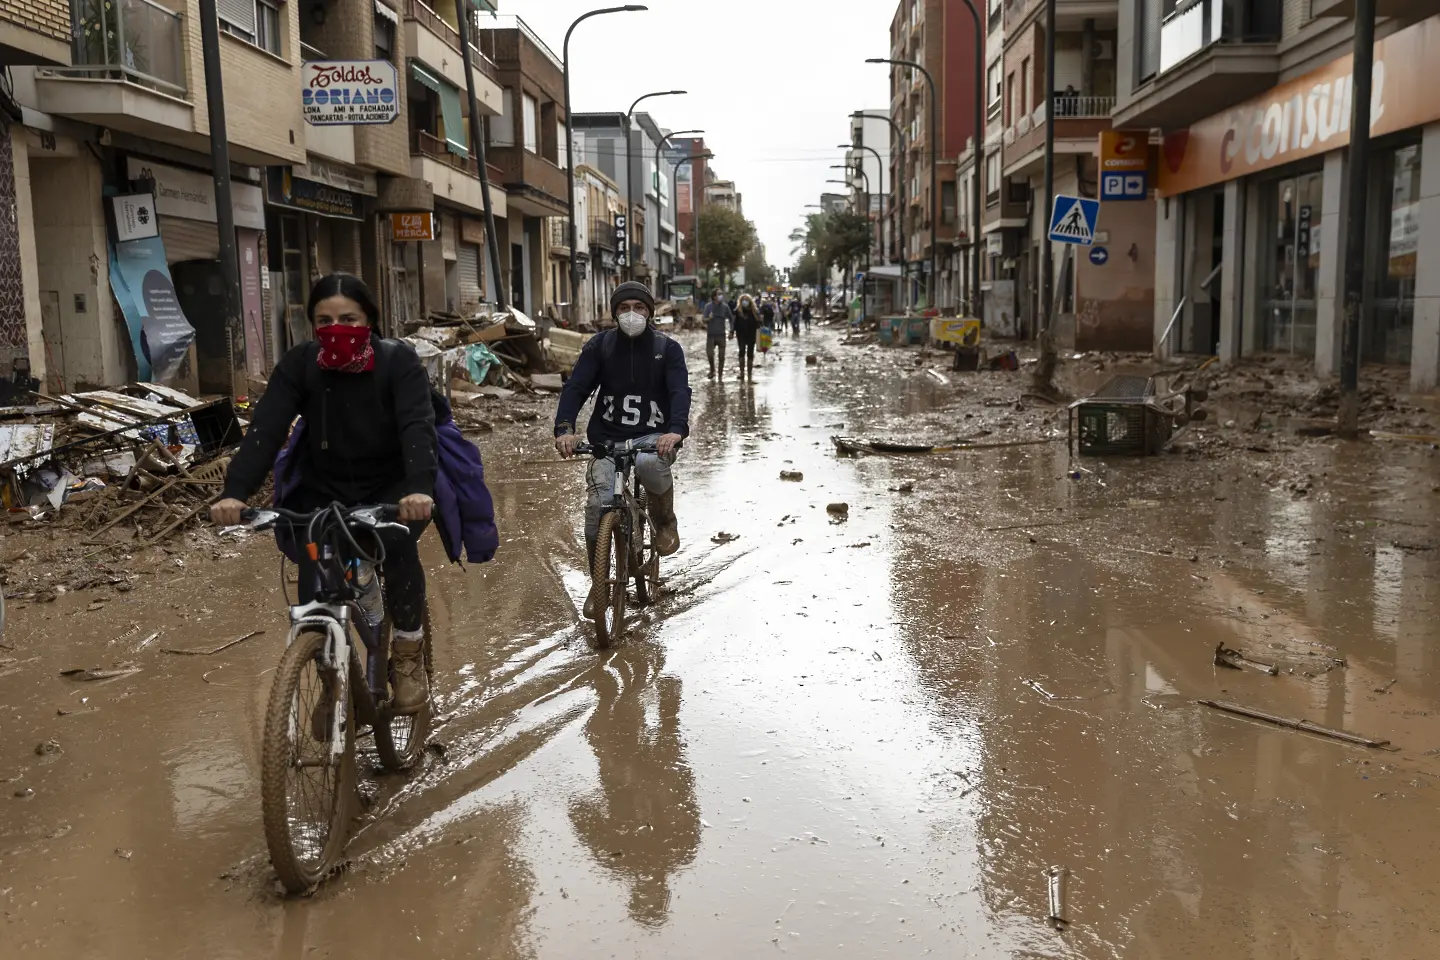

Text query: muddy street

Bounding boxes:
[5,330,1440,958]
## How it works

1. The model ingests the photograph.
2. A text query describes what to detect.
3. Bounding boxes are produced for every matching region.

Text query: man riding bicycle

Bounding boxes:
[554,281,691,617]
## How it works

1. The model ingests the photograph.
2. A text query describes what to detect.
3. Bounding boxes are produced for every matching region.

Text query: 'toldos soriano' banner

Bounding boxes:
[1158,15,1440,196]
[301,60,400,126]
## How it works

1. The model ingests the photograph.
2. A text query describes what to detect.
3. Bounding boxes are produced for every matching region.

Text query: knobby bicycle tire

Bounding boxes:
[592,512,627,648]
[374,604,435,772]
[261,627,357,894]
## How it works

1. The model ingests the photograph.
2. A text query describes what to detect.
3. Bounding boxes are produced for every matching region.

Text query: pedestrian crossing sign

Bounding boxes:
[1048,194,1100,246]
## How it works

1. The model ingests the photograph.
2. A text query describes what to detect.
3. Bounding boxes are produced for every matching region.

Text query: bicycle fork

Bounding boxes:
[287,611,355,759]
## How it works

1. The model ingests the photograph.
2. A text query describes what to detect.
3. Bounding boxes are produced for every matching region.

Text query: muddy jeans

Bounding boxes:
[706,335,726,375]
[585,434,677,541]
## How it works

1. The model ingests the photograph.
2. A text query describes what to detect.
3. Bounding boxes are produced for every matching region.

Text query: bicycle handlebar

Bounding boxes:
[573,440,659,457]
[239,504,403,532]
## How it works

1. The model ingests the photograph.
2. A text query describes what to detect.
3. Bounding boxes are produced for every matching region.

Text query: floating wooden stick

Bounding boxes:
[163,630,264,657]
[1196,699,1390,748]
[1046,865,1069,931]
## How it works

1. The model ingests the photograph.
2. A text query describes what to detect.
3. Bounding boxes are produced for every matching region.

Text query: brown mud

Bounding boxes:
[3,329,1440,958]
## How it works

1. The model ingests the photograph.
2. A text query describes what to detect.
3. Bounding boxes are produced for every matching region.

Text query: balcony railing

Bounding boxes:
[412,130,479,177]
[477,13,564,76]
[1051,94,1116,119]
[588,218,617,252]
[1160,0,1281,74]
[548,217,570,250]
[66,0,186,95]
[404,0,499,79]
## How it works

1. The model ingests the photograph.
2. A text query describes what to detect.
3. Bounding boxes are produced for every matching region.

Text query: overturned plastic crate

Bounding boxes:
[1067,374,1173,456]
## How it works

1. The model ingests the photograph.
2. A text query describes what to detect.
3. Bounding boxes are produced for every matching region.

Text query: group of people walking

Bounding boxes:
[700,291,812,381]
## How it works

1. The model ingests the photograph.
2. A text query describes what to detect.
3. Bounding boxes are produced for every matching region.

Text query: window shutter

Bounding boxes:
[217,0,256,36]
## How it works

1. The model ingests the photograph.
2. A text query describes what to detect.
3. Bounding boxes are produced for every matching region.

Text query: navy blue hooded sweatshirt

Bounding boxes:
[554,327,691,443]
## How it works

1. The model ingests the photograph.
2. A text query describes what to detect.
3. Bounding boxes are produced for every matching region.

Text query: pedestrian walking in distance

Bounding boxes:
[733,294,762,382]
[702,290,733,380]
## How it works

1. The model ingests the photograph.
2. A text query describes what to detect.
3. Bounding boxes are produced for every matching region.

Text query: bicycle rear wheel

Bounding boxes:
[374,604,434,772]
[261,626,356,894]
[592,512,628,648]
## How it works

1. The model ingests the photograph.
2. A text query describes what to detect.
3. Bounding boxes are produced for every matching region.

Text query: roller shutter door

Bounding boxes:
[457,243,481,313]
[159,217,220,264]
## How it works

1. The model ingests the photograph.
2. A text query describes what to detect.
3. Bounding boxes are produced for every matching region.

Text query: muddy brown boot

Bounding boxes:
[389,631,429,714]
[648,486,679,556]
[583,534,602,618]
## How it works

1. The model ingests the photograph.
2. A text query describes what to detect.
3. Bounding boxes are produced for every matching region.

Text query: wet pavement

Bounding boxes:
[4,329,1440,958]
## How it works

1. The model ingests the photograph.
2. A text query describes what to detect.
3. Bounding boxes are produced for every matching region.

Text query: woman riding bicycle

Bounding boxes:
[211,273,437,711]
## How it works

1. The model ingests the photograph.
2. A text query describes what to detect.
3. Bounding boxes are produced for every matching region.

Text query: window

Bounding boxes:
[374,10,396,61]
[985,152,1001,205]
[220,0,282,56]
[987,0,1002,28]
[1005,72,1015,125]
[522,93,538,153]
[986,61,1002,117]
[1020,58,1031,117]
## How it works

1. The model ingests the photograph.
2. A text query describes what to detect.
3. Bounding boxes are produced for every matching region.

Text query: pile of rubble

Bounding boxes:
[1,383,241,546]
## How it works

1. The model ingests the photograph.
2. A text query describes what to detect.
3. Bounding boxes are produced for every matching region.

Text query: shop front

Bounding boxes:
[264,165,368,353]
[1155,14,1440,387]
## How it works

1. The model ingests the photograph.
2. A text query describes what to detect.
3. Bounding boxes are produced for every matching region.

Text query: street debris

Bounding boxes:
[833,435,1061,456]
[59,665,142,682]
[711,532,740,544]
[1196,700,1392,748]
[826,502,849,517]
[33,739,60,756]
[1046,865,1069,931]
[162,630,264,657]
[779,470,804,481]
[1213,643,1279,676]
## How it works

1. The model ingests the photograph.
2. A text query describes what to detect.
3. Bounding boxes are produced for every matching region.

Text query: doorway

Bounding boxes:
[1259,171,1323,355]
[511,243,525,312]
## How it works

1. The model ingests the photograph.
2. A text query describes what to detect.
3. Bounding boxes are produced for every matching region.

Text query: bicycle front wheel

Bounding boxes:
[592,512,628,649]
[261,626,356,894]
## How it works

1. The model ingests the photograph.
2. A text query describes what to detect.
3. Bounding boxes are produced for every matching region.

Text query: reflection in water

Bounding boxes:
[569,642,700,927]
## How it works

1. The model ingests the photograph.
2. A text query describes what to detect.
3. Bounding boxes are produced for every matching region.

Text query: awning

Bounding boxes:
[409,61,468,160]
[373,0,397,23]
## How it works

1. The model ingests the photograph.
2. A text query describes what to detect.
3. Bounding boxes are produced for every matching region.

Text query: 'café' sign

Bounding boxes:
[302,60,399,126]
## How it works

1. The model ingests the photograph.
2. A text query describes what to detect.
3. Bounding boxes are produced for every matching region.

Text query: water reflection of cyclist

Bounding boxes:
[569,646,700,927]
[554,282,691,618]
[211,273,436,711]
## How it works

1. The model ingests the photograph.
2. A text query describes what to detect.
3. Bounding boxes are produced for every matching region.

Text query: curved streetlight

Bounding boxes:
[623,89,686,280]
[672,150,713,290]
[853,110,907,311]
[867,56,937,310]
[564,4,648,305]
[651,129,704,279]
[840,142,884,279]
[834,164,873,276]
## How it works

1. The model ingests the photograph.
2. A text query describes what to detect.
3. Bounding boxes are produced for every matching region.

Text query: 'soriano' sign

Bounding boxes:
[302,60,400,126]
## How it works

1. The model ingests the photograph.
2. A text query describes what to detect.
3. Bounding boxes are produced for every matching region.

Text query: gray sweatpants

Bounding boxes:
[585,434,677,540]
[706,335,726,374]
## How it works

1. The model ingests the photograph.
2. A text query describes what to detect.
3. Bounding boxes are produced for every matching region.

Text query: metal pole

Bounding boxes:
[652,130,704,282]
[197,0,243,389]
[958,0,984,318]
[1338,0,1375,438]
[564,6,647,314]
[923,67,938,309]
[455,0,507,311]
[1040,0,1056,347]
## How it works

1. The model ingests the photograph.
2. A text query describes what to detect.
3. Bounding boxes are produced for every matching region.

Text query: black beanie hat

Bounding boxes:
[610,280,655,319]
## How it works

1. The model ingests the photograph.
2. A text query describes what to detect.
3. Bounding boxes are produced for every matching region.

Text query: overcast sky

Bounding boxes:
[492,0,894,268]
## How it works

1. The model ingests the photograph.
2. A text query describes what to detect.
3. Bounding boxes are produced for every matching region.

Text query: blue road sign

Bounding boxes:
[1049,195,1100,246]
[1101,171,1149,201]
[1089,246,1109,266]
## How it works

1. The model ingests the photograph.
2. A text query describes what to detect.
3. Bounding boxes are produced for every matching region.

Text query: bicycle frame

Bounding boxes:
[583,440,656,565]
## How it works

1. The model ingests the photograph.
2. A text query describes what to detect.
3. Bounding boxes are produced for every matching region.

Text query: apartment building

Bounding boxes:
[1115,3,1439,387]
[704,178,740,214]
[667,135,707,278]
[886,0,984,311]
[572,161,622,324]
[479,14,569,318]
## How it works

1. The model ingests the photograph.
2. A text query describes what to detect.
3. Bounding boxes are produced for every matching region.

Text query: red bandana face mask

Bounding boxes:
[316,324,375,372]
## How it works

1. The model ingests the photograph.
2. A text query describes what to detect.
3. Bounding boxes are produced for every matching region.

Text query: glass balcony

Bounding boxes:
[66,0,186,95]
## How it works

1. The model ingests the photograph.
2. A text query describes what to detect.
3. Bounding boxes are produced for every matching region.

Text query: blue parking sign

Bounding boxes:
[1101,170,1149,201]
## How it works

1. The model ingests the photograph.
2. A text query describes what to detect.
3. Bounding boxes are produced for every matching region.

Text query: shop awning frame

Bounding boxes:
[409,60,468,160]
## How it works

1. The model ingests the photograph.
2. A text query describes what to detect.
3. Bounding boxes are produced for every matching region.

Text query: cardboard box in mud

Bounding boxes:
[931,317,980,347]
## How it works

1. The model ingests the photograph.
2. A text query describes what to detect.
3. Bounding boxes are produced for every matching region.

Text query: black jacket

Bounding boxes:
[222,333,437,505]
[554,327,691,443]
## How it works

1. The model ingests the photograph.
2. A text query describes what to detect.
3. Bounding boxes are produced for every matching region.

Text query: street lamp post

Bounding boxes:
[652,128,704,285]
[840,142,885,275]
[868,57,938,310]
[565,5,648,305]
[852,111,908,312]
[826,178,860,308]
[831,163,872,266]
[673,150,713,291]
[623,89,686,282]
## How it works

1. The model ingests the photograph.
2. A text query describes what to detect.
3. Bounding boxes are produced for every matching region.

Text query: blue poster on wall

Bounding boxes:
[107,235,197,383]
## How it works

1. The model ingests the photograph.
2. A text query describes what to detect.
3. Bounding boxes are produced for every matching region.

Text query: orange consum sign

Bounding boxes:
[390,212,434,241]
[1099,130,1149,172]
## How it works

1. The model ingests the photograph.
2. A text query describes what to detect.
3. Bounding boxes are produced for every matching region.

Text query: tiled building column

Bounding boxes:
[1409,122,1440,390]
[1216,179,1243,363]
[1152,195,1181,358]
[1314,150,1348,377]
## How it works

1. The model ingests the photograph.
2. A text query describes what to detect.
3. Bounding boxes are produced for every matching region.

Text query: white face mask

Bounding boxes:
[617,310,648,337]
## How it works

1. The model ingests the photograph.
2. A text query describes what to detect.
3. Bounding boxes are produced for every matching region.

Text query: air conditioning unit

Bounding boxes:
[1093,39,1115,60]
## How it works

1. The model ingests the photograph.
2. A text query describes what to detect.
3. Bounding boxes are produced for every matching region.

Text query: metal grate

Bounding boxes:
[0,116,27,357]
[1091,374,1154,401]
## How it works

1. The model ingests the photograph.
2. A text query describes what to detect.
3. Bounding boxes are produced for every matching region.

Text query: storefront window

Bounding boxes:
[1260,171,1323,356]
[1366,142,1421,365]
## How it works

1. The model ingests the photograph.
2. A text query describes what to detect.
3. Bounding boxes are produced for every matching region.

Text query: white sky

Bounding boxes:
[491,0,894,268]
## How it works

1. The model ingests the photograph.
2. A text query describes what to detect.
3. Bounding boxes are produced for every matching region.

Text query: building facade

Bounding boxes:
[1118,4,1440,386]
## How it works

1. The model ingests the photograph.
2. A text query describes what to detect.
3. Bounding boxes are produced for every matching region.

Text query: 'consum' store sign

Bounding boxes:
[1158,14,1440,196]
